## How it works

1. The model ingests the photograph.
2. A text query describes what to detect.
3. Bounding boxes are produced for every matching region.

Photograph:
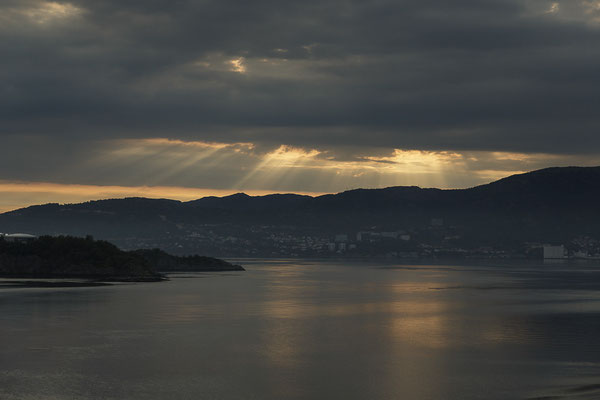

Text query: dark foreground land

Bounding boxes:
[0,235,244,282]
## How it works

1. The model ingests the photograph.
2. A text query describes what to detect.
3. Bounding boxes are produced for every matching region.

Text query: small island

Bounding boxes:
[131,248,245,272]
[0,235,244,283]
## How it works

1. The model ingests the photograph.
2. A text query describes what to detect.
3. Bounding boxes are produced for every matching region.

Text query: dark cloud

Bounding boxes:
[2,0,600,157]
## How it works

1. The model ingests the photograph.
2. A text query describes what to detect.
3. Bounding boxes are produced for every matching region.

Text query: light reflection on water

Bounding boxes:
[1,260,600,399]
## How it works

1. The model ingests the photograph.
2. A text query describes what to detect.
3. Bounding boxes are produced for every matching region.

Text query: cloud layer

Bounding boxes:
[1,0,600,210]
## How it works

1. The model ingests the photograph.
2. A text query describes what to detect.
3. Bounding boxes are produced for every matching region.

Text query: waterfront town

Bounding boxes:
[59,218,600,260]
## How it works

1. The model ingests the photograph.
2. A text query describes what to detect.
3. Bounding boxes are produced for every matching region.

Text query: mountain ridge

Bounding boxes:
[5,166,599,216]
[1,166,599,257]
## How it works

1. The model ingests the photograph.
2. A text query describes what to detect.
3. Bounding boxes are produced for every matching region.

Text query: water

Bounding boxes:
[2,259,600,400]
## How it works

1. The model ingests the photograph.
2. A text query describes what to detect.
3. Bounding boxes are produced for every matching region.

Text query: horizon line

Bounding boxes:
[0,165,593,213]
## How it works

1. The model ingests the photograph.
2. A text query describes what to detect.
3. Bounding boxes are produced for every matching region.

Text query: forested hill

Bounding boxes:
[0,236,244,280]
[0,235,162,281]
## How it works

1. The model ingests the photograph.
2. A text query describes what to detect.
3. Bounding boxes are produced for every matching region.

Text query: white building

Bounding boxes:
[2,233,37,242]
[543,245,565,259]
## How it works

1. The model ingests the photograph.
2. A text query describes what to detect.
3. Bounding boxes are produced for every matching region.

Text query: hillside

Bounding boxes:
[0,236,245,280]
[132,248,245,272]
[0,235,162,281]
[1,166,599,257]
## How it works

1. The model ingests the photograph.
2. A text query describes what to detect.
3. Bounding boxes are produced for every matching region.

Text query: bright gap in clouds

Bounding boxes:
[2,1,83,25]
[92,139,596,192]
[95,139,481,191]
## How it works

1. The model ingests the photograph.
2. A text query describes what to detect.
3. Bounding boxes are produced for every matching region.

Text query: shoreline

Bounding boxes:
[0,274,167,283]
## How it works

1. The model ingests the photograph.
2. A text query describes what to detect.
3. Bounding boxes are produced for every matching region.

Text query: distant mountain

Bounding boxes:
[1,166,599,256]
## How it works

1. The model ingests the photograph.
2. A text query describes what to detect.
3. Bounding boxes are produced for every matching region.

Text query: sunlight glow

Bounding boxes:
[99,139,571,193]
[228,57,247,73]
[234,145,321,188]
[584,1,600,13]
[0,181,324,213]
[545,2,560,14]
[22,1,81,24]
[1,136,585,212]
[104,139,254,162]
[364,150,464,172]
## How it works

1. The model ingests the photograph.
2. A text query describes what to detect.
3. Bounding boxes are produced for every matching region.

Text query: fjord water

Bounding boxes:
[2,261,600,400]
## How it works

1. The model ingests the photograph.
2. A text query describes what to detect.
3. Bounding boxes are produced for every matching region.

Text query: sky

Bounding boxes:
[1,0,600,212]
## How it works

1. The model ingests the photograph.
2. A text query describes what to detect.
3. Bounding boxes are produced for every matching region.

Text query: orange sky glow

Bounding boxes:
[0,181,326,214]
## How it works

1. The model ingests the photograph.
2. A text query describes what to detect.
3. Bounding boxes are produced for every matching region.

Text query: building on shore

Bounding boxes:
[1,233,37,243]
[543,245,565,259]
